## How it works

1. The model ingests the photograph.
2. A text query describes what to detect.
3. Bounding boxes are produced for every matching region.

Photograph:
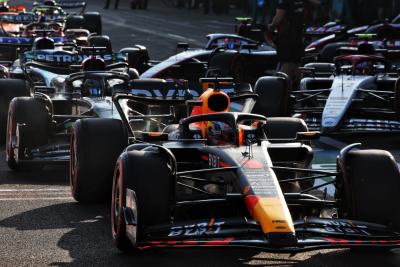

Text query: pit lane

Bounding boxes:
[0,0,398,266]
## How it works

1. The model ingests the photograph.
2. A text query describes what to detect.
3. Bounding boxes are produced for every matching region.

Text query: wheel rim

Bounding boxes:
[69,134,78,195]
[6,111,15,162]
[112,173,121,235]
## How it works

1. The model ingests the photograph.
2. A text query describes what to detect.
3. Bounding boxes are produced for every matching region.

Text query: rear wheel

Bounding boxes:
[0,79,30,144]
[88,35,112,52]
[112,147,173,252]
[207,50,245,82]
[70,118,128,203]
[119,46,149,74]
[338,149,400,231]
[0,46,17,61]
[64,15,85,31]
[319,42,348,62]
[252,76,290,117]
[6,97,49,170]
[266,118,313,191]
[394,78,400,118]
[83,12,102,35]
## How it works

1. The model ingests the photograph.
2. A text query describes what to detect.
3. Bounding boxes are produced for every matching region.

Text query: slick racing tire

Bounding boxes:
[252,76,290,117]
[88,35,112,53]
[112,147,173,252]
[207,50,245,82]
[6,97,49,171]
[119,46,150,74]
[64,15,85,31]
[339,149,400,231]
[265,117,313,191]
[83,12,102,35]
[0,46,17,61]
[70,118,128,203]
[0,79,30,145]
[319,42,348,62]
[394,78,400,118]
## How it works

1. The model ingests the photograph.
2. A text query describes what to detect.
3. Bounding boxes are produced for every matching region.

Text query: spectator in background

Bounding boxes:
[265,0,278,23]
[378,0,392,21]
[330,0,352,24]
[104,0,120,9]
[265,0,307,91]
[254,0,267,23]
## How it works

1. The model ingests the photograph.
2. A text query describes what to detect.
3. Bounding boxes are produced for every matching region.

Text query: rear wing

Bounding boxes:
[117,78,253,99]
[33,1,86,10]
[0,13,38,24]
[0,36,68,47]
[113,78,257,114]
[23,49,126,66]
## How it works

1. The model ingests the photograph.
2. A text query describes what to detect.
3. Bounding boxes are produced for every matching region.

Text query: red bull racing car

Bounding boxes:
[70,80,399,253]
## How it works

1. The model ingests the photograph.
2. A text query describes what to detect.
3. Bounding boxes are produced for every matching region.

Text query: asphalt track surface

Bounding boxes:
[0,1,399,266]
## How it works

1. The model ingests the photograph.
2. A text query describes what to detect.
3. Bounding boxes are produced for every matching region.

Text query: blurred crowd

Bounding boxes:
[174,0,400,25]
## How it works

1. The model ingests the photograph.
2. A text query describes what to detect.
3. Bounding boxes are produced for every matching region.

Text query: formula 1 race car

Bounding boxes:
[305,19,400,62]
[3,46,136,170]
[292,50,400,135]
[0,1,101,39]
[32,1,102,35]
[67,77,400,252]
[140,33,277,84]
[72,81,399,253]
[110,117,400,253]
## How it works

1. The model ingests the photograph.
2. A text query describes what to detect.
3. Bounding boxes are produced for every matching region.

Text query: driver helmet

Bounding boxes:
[191,88,233,145]
[43,0,56,6]
[81,78,102,97]
[32,37,55,50]
[82,57,106,72]
[0,4,9,12]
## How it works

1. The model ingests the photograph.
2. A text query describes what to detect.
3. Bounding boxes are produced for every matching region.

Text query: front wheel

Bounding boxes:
[338,148,400,232]
[70,118,128,203]
[6,97,49,171]
[111,147,174,252]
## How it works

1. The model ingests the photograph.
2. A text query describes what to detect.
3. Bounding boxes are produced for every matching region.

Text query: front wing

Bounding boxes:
[127,215,400,252]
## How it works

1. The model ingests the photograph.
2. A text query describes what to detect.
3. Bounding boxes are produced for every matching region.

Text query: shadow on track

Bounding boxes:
[0,202,260,266]
[0,202,399,266]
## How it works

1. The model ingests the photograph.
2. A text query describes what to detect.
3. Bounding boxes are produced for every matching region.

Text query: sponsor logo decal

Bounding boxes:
[168,220,225,237]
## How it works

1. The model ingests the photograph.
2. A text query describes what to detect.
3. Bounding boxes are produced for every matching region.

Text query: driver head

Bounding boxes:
[32,37,55,50]
[82,57,106,72]
[43,0,56,6]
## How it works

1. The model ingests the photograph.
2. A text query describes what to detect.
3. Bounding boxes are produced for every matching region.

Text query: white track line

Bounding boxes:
[0,197,73,201]
[0,189,69,192]
[0,193,71,196]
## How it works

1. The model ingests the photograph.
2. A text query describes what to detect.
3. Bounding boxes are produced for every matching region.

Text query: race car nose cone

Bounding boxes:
[267,232,298,247]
